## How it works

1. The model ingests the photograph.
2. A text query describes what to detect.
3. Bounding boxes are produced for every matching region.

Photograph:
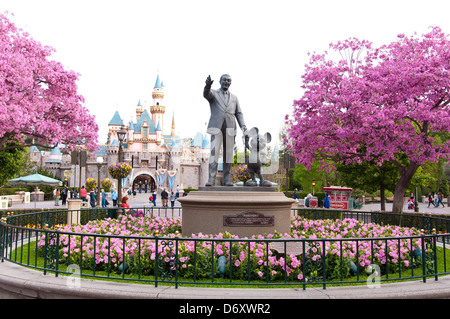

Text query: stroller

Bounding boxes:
[407,198,414,210]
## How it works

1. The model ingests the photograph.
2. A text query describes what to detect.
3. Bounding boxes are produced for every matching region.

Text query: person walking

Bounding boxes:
[111,189,118,207]
[80,186,87,202]
[437,192,445,208]
[161,189,168,207]
[170,192,176,208]
[53,187,60,206]
[323,192,330,208]
[101,189,107,207]
[434,192,438,207]
[304,192,312,208]
[428,193,436,207]
[89,190,96,208]
[61,187,68,206]
[152,190,157,206]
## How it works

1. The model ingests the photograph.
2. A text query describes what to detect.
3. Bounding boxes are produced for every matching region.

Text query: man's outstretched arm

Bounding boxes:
[203,75,214,100]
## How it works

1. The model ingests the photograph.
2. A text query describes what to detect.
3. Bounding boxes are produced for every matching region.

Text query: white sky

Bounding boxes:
[3,0,450,148]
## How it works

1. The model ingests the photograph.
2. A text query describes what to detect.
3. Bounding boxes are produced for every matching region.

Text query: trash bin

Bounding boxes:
[309,197,318,208]
[24,192,31,204]
[0,196,8,210]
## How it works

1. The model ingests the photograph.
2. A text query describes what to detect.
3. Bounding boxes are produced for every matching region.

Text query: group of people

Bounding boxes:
[136,180,149,194]
[154,188,177,208]
[52,184,186,210]
[53,185,118,208]
[427,192,446,208]
[52,187,68,206]
[292,189,331,209]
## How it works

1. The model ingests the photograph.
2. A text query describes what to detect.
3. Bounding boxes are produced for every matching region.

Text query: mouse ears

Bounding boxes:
[263,132,272,143]
[247,127,259,137]
[247,127,272,143]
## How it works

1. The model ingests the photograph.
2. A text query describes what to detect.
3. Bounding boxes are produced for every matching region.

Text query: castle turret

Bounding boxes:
[150,74,165,134]
[171,112,175,137]
[108,110,124,144]
[128,120,134,144]
[136,100,143,121]
[156,121,162,146]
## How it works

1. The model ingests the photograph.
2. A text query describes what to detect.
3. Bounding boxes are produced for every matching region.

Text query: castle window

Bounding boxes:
[143,143,147,152]
[143,127,148,137]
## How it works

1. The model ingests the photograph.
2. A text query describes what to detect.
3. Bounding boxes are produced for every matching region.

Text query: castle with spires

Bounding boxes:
[29,74,211,192]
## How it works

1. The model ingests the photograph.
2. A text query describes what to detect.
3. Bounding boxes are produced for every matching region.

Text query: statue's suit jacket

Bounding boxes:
[203,87,246,135]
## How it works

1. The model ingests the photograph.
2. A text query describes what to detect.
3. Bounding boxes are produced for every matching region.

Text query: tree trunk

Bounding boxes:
[380,183,386,211]
[391,163,420,214]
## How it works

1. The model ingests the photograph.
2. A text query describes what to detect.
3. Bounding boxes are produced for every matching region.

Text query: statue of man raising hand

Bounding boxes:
[203,74,248,186]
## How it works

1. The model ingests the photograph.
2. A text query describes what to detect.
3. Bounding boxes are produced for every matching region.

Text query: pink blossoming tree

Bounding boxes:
[285,27,450,213]
[0,12,98,152]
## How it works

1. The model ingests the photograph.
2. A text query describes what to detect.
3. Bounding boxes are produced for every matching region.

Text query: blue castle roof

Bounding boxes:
[108,111,123,126]
[134,109,156,134]
[154,74,162,88]
[191,132,203,147]
[50,146,61,155]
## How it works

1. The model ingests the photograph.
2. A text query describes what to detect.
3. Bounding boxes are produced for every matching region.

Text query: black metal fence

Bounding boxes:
[1,207,450,289]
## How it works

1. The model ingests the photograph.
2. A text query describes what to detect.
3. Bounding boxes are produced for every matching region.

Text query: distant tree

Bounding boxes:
[286,27,450,213]
[0,139,27,186]
[293,161,338,194]
[336,161,399,211]
[0,12,98,153]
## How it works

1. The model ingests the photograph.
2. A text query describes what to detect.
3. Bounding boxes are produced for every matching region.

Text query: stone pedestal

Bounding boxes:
[178,187,295,238]
[67,199,82,225]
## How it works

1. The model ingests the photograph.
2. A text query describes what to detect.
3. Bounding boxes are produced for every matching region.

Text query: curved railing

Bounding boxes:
[1,207,450,289]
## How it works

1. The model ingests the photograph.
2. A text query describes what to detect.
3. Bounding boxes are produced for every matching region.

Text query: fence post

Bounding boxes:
[67,199,82,225]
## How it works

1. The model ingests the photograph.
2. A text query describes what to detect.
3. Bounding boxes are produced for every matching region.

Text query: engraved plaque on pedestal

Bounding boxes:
[223,212,274,227]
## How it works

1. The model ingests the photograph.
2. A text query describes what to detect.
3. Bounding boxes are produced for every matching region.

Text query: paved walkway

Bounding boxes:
[353,201,450,215]
[9,192,450,215]
[8,191,182,210]
[1,259,450,299]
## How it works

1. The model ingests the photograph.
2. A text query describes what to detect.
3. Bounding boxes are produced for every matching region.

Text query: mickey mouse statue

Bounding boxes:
[244,127,272,187]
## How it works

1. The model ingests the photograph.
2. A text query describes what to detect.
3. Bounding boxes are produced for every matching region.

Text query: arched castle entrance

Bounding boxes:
[130,169,156,193]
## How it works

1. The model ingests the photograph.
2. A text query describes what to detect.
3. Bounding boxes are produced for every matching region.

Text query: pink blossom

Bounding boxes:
[286,27,450,213]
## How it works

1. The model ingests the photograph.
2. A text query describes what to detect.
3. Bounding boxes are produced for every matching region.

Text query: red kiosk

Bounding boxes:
[323,186,353,209]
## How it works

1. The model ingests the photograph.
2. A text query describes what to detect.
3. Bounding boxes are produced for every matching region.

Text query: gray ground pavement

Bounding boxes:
[3,192,450,299]
[9,190,182,210]
[10,191,450,215]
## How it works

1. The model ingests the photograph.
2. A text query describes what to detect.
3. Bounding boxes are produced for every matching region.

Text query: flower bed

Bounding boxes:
[37,215,423,283]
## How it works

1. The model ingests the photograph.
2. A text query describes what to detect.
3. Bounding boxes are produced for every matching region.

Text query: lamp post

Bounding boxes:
[117,127,127,205]
[312,179,316,196]
[96,156,103,207]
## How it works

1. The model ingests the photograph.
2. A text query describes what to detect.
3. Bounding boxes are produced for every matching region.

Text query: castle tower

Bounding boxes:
[108,110,124,144]
[150,73,165,134]
[171,112,175,137]
[136,100,143,121]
